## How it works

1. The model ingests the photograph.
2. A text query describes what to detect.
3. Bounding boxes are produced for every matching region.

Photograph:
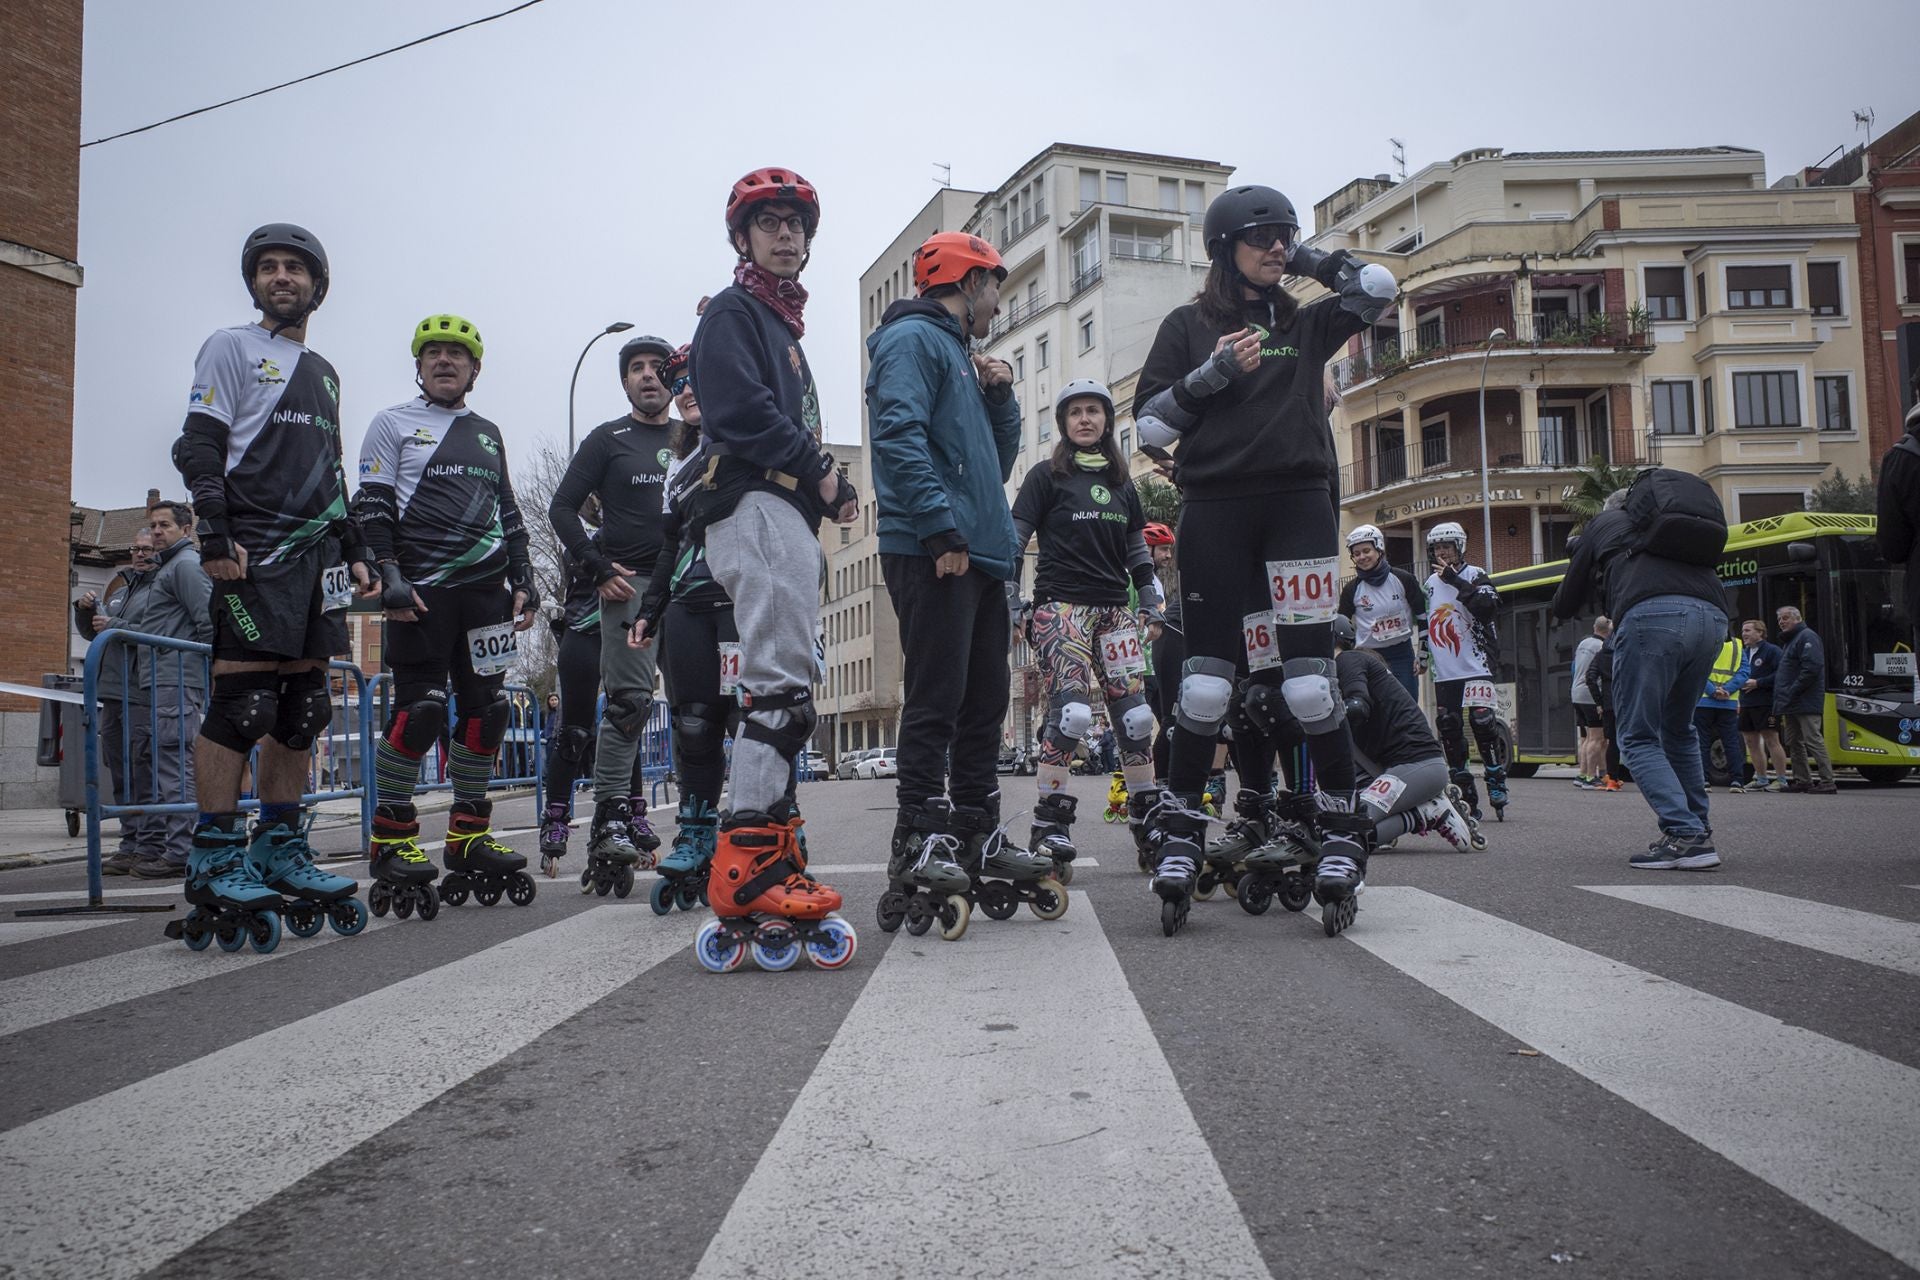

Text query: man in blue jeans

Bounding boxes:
[1552,486,1728,869]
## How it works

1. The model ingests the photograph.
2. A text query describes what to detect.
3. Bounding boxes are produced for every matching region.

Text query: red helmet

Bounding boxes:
[1143,522,1175,547]
[913,231,1006,294]
[664,342,692,383]
[725,167,820,245]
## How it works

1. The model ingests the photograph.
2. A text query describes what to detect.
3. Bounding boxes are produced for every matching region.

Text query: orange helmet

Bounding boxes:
[725,167,820,244]
[1143,522,1175,547]
[913,231,1006,294]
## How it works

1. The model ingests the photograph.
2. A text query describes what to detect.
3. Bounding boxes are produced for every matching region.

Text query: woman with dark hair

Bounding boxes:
[1009,380,1164,880]
[1131,184,1398,937]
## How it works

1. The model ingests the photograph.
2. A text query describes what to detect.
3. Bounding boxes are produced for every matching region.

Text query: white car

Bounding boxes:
[857,748,897,780]
[799,750,829,779]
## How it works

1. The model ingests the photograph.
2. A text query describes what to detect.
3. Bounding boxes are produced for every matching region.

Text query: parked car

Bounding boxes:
[799,750,829,780]
[857,748,898,780]
[835,749,871,781]
[997,747,1034,776]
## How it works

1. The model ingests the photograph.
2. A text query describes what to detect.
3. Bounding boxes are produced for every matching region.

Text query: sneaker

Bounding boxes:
[1673,835,1722,871]
[130,853,187,879]
[1809,781,1838,795]
[1783,780,1810,793]
[1630,834,1685,869]
[1576,775,1595,789]
[102,849,141,876]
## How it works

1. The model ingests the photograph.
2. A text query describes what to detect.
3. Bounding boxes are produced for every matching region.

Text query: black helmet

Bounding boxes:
[1330,614,1356,650]
[1202,186,1299,261]
[617,334,675,381]
[241,222,329,310]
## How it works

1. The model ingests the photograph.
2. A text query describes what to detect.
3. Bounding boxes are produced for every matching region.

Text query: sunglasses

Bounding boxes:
[1239,224,1294,252]
[670,375,690,395]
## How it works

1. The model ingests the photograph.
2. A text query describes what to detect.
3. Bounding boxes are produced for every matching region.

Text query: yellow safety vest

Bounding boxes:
[1709,638,1745,686]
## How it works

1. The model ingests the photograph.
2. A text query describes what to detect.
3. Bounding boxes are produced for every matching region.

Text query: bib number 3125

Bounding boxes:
[1267,556,1339,626]
[466,622,519,676]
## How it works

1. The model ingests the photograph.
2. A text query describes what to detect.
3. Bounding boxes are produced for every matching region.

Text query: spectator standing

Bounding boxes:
[1570,616,1611,787]
[1693,625,1748,795]
[1772,605,1836,794]
[75,528,155,872]
[1876,378,1920,657]
[126,501,214,876]
[1586,632,1626,790]
[1737,618,1790,792]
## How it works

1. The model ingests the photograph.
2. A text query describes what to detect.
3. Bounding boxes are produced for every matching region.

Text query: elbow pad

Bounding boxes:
[1292,246,1398,326]
[1138,387,1195,450]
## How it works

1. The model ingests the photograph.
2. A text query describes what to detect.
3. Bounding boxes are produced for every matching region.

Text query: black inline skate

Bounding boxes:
[1144,790,1206,937]
[1485,765,1509,822]
[1450,768,1483,823]
[441,799,537,908]
[1312,797,1373,938]
[367,803,441,921]
[581,795,645,898]
[1234,790,1321,917]
[1028,792,1078,885]
[1128,785,1165,873]
[876,799,972,941]
[1194,788,1273,902]
[954,797,1068,924]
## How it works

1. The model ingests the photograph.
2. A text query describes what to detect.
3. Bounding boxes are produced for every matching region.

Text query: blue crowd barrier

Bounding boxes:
[364,673,546,813]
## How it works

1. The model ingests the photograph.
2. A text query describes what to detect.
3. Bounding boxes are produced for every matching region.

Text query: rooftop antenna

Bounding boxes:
[1390,137,1419,250]
[933,162,952,189]
[1854,109,1877,179]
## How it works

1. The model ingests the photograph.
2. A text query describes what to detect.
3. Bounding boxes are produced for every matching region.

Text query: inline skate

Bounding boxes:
[1193,788,1272,902]
[581,795,646,898]
[165,819,284,953]
[1235,790,1320,917]
[1450,768,1483,823]
[1144,789,1206,937]
[653,795,717,915]
[1312,797,1372,937]
[367,803,441,921]
[695,802,857,972]
[1202,771,1227,818]
[538,799,571,877]
[244,811,366,938]
[876,799,972,941]
[1103,772,1128,822]
[628,793,664,854]
[1416,785,1487,851]
[1028,791,1078,885]
[1484,765,1509,822]
[441,799,538,907]
[953,798,1068,924]
[1128,784,1165,872]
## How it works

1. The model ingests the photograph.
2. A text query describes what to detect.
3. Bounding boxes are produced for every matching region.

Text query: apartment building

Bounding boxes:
[1294,146,1874,574]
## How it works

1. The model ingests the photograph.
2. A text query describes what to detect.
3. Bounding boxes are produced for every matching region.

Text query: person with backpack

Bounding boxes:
[1877,373,1920,657]
[1551,471,1729,869]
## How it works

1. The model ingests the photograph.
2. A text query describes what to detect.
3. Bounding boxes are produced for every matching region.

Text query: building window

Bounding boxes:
[1013,349,1025,381]
[1726,265,1792,310]
[1120,426,1132,457]
[1702,377,1715,434]
[1904,241,1920,303]
[1695,271,1708,317]
[1738,491,1806,521]
[1186,181,1206,217]
[840,527,850,545]
[1644,267,1686,320]
[1732,370,1802,428]
[1112,219,1173,262]
[1807,262,1843,317]
[1106,172,1127,205]
[1035,334,1049,370]
[1079,168,1099,211]
[1158,177,1180,211]
[1420,417,1449,468]
[1815,375,1852,432]
[1078,314,1095,352]
[1651,380,1697,436]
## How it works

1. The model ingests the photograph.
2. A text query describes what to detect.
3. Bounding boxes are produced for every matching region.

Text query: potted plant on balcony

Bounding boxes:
[1582,312,1614,347]
[1624,303,1652,349]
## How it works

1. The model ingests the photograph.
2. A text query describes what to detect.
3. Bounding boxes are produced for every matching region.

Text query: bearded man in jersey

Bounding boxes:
[353,315,540,908]
[171,223,375,923]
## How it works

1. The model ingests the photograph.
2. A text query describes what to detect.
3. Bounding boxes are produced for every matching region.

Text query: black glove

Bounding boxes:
[508,561,541,615]
[196,518,238,564]
[827,469,858,514]
[584,552,620,589]
[1438,562,1462,586]
[379,561,418,612]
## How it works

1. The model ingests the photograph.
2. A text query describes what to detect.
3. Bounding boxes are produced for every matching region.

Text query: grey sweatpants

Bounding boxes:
[1357,755,1450,844]
[593,575,661,802]
[705,492,822,814]
[139,690,203,864]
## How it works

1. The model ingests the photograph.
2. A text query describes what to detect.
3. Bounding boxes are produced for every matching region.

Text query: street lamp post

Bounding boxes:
[568,322,634,454]
[1477,327,1508,570]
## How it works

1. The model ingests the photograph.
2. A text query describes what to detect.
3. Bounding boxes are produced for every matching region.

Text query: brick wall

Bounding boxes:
[1,1,83,714]
[1448,507,1536,575]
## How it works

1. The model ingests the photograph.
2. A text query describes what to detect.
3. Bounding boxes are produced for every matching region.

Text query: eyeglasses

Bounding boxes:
[751,211,809,236]
[1239,224,1293,252]
[670,375,690,395]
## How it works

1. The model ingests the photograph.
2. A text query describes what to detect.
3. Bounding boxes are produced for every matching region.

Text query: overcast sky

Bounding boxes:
[72,0,1915,509]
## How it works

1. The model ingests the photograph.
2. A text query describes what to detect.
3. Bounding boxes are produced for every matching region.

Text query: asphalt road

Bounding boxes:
[1,770,1916,1280]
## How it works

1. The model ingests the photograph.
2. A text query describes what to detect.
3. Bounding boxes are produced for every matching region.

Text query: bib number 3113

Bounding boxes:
[466,622,519,676]
[1267,556,1339,626]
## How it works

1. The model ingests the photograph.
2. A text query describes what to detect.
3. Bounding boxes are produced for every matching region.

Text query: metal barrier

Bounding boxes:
[18,629,376,918]
[364,674,546,812]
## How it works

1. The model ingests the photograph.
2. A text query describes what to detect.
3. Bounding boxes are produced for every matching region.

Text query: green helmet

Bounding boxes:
[412,314,484,361]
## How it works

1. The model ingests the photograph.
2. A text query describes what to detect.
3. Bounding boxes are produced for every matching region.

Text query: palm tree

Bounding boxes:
[1562,457,1641,528]
[1137,475,1181,527]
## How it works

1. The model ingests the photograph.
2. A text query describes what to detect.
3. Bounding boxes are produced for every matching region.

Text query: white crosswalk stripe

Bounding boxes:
[1346,886,1920,1270]
[0,907,702,1280]
[694,895,1271,1279]
[1582,884,1920,977]
[0,918,131,949]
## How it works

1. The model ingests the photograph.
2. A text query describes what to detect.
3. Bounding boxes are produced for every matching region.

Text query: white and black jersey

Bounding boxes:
[1425,565,1499,683]
[354,398,527,588]
[1338,567,1427,651]
[184,324,348,565]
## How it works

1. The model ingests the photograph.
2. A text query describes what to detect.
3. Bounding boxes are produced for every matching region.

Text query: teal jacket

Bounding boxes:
[864,299,1022,581]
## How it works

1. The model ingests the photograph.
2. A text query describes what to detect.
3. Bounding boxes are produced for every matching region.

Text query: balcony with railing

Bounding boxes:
[987,291,1049,342]
[1338,424,1660,500]
[1070,260,1104,297]
[1333,309,1654,391]
[998,198,1048,250]
[1111,237,1177,263]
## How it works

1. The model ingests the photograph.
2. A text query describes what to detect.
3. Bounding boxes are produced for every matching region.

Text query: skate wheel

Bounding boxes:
[1193,873,1218,902]
[368,880,393,918]
[475,882,503,907]
[578,867,594,895]
[414,886,441,922]
[649,877,675,916]
[540,854,558,879]
[1470,832,1489,852]
[1103,810,1121,823]
[938,894,971,942]
[247,910,281,955]
[979,881,1019,921]
[1237,877,1274,916]
[1322,896,1357,937]
[1053,860,1074,886]
[611,868,634,900]
[440,878,470,908]
[1279,873,1313,913]
[750,921,802,972]
[182,906,214,951]
[285,905,325,939]
[215,916,247,952]
[1494,807,1506,823]
[904,893,934,936]
[876,890,908,934]
[328,897,369,936]
[1028,878,1068,922]
[507,872,537,907]
[676,881,702,912]
[805,916,858,969]
[694,918,747,973]
[1161,897,1184,937]
[394,889,416,920]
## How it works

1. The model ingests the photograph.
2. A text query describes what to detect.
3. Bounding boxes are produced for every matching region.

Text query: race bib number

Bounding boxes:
[322,563,353,614]
[1243,611,1281,672]
[1368,613,1412,646]
[1462,679,1498,709]
[718,641,743,697]
[466,622,519,676]
[1362,773,1408,810]
[1267,556,1339,626]
[1101,626,1146,678]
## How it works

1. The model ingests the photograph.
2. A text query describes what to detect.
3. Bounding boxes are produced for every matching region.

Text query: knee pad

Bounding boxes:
[269,667,332,751]
[385,687,449,758]
[204,670,280,753]
[1468,706,1498,736]
[555,724,593,765]
[1175,657,1237,735]
[457,693,511,754]
[604,689,653,737]
[1109,691,1155,755]
[1239,679,1303,743]
[1434,705,1463,741]
[1044,695,1094,756]
[1280,657,1344,735]
[740,686,816,761]
[674,701,726,760]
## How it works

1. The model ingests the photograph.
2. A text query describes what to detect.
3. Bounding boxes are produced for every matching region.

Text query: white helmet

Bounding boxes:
[1426,521,1468,559]
[1346,523,1385,554]
[1054,378,1115,432]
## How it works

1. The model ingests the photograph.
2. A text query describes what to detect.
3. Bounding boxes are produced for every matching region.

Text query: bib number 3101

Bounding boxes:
[466,622,519,676]
[1267,556,1339,626]
[1101,626,1146,678]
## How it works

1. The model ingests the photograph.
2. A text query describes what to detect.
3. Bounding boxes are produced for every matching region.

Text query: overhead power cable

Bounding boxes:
[81,0,548,148]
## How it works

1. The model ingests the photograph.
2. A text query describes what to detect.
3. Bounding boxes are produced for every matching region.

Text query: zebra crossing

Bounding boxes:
[1,870,1915,1279]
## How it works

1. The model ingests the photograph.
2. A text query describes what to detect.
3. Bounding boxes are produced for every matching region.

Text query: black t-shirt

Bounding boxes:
[1338,649,1442,769]
[1011,461,1144,608]
[549,416,674,574]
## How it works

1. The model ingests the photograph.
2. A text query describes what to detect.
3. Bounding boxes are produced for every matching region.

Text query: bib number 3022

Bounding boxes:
[718,642,744,696]
[1267,556,1339,626]
[466,622,519,676]
[1101,626,1146,678]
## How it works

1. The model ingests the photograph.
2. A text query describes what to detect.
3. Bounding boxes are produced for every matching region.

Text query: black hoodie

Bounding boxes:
[1877,403,1920,640]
